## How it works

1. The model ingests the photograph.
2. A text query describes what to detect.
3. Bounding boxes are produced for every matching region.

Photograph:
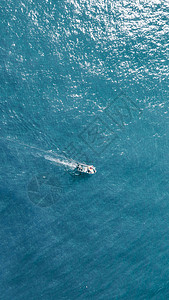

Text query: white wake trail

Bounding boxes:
[44,155,77,169]
[1,137,78,170]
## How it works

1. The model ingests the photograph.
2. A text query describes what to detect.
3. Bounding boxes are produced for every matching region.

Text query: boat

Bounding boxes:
[76,163,96,174]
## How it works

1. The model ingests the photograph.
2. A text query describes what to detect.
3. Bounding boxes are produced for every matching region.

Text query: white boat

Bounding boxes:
[76,163,96,174]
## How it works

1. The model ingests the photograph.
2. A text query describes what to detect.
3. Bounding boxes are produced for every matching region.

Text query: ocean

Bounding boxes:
[0,0,169,299]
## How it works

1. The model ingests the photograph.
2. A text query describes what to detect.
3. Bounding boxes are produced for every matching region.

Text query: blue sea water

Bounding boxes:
[0,0,169,299]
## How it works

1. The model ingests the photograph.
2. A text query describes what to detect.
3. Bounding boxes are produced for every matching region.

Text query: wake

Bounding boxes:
[1,137,78,171]
[44,155,77,169]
